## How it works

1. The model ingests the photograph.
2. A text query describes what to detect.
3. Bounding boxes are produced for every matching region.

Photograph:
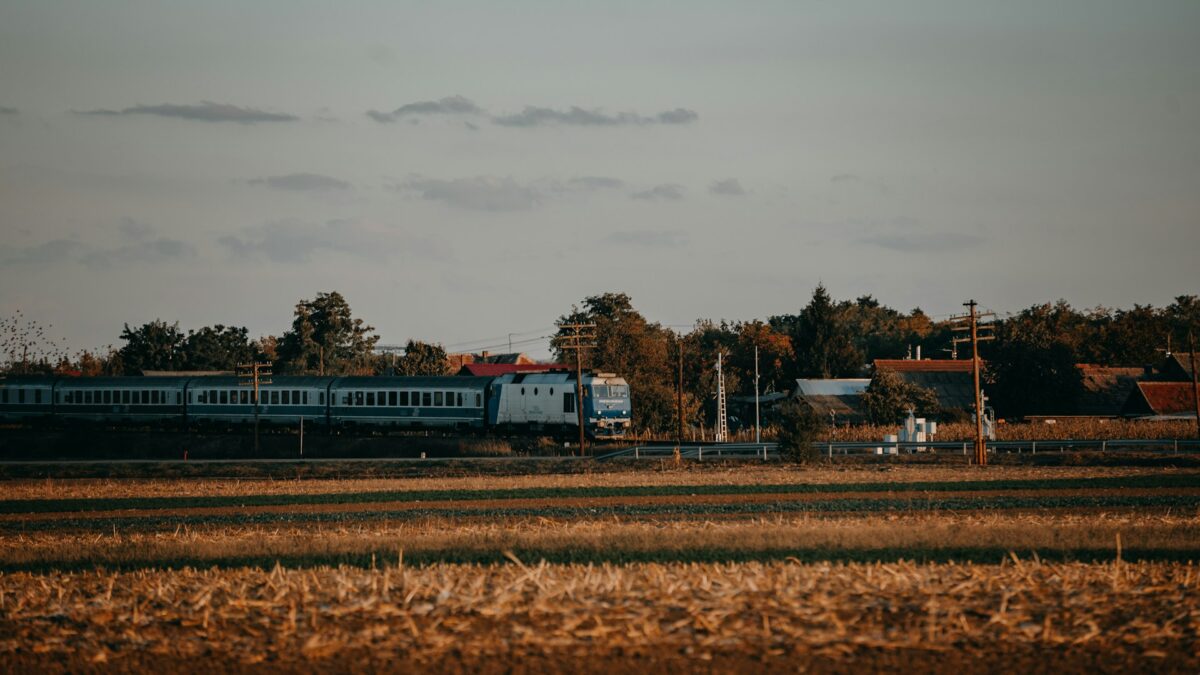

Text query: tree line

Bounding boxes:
[3,288,1197,430]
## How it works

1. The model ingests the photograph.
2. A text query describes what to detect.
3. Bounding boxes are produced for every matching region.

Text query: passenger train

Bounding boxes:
[0,370,633,438]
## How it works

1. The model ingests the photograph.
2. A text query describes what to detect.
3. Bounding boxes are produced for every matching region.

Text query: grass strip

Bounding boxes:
[3,546,1196,574]
[5,473,1200,514]
[5,494,1199,533]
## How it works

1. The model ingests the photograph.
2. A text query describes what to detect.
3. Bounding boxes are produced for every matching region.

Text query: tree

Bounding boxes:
[276,292,380,375]
[791,284,863,378]
[389,340,452,376]
[984,302,1085,417]
[181,325,258,371]
[117,320,185,374]
[776,399,827,463]
[860,370,940,424]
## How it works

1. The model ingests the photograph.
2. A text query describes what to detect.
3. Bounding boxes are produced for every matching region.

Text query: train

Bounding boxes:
[0,370,633,438]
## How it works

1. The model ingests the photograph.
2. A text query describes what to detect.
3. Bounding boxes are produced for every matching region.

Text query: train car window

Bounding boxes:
[319,392,325,405]
[209,390,217,404]
[236,391,245,405]
[0,389,6,404]
[563,393,575,413]
[17,389,26,404]
[35,390,43,404]
[283,391,291,405]
[388,392,396,406]
[521,387,525,395]
[119,390,128,405]
[550,388,554,396]
[376,391,385,407]
[534,388,539,396]
[365,392,374,406]
[139,391,147,405]
[293,390,301,404]
[475,393,482,407]
[219,391,228,404]
[457,392,464,407]
[422,392,431,407]
[341,393,349,406]
[433,391,442,406]
[102,391,111,404]
[303,391,309,405]
[269,391,278,405]
[355,391,364,406]
[400,391,409,406]
[151,391,159,404]
[84,391,92,404]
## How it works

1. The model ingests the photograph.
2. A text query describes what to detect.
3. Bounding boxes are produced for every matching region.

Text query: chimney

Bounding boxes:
[916,345,922,360]
[481,351,489,362]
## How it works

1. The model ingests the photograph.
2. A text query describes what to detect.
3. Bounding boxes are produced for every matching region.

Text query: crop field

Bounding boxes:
[2,464,1198,673]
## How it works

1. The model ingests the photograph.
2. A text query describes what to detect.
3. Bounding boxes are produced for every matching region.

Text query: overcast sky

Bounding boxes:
[1,1,1197,358]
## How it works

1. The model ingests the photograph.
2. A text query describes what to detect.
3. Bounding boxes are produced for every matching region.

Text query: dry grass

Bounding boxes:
[2,512,1197,568]
[3,465,1189,501]
[1,560,1196,667]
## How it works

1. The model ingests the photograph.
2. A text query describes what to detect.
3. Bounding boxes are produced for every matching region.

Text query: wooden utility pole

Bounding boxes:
[676,338,685,446]
[238,362,272,455]
[1190,330,1199,441]
[553,324,596,456]
[951,301,994,466]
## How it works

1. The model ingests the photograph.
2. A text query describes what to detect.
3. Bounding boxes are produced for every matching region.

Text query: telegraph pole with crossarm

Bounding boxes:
[950,301,995,466]
[553,324,596,456]
[238,362,272,455]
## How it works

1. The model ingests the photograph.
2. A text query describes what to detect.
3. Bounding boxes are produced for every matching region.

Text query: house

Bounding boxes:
[446,351,538,371]
[872,359,977,414]
[792,379,870,423]
[1159,352,1198,382]
[456,362,563,377]
[1121,381,1198,418]
[1075,365,1145,417]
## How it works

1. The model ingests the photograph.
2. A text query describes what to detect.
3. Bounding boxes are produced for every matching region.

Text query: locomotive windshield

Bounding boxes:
[592,384,629,398]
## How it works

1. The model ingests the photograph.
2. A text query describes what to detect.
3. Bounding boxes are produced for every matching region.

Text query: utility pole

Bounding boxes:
[676,337,685,447]
[714,351,729,443]
[950,301,994,466]
[1190,329,1199,441]
[754,345,761,444]
[553,324,596,456]
[238,361,272,455]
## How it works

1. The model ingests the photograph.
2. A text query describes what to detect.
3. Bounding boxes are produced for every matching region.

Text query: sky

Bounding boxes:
[1,0,1198,359]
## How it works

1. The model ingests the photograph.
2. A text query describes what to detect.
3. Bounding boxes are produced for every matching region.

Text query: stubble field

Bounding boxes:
[1,463,1198,673]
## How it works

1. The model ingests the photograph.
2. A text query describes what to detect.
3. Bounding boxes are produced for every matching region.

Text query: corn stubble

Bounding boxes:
[1,560,1196,667]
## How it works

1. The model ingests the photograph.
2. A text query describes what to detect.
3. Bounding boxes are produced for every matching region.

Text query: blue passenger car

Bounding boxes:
[0,376,57,422]
[329,376,490,429]
[55,376,189,423]
[185,376,333,426]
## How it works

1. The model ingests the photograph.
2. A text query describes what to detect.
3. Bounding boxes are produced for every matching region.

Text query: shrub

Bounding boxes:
[776,399,827,463]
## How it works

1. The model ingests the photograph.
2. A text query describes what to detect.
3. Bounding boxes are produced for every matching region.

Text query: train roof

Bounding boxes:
[331,376,493,390]
[0,375,58,386]
[182,376,334,388]
[55,376,199,388]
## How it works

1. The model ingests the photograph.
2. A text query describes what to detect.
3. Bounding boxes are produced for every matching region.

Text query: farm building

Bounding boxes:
[871,359,977,414]
[1159,352,1198,382]
[792,379,870,423]
[1121,382,1198,418]
[1075,365,1146,416]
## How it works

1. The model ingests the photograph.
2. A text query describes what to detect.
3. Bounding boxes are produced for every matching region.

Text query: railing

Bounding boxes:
[596,438,1200,461]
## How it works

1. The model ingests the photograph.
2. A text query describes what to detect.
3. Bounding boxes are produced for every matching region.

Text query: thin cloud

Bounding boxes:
[0,239,89,265]
[631,184,685,201]
[116,217,155,240]
[709,178,746,196]
[604,230,689,248]
[397,176,538,211]
[860,232,985,252]
[367,95,484,123]
[76,102,298,123]
[492,106,698,128]
[567,176,625,190]
[830,174,861,183]
[220,218,450,264]
[247,173,351,192]
[0,106,17,115]
[1,237,194,267]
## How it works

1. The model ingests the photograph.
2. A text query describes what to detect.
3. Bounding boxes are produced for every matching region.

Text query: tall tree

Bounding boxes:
[117,320,186,374]
[984,301,1085,417]
[791,284,863,378]
[181,325,258,371]
[276,292,380,375]
[860,370,940,424]
[389,340,452,376]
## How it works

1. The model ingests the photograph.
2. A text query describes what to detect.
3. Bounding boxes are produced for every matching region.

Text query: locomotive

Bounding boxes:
[0,370,633,438]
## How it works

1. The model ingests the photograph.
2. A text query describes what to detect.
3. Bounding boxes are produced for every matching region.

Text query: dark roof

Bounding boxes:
[1076,365,1144,416]
[1123,382,1197,417]
[181,376,335,388]
[874,359,975,373]
[1163,352,1198,381]
[57,376,197,388]
[797,394,867,422]
[457,363,564,377]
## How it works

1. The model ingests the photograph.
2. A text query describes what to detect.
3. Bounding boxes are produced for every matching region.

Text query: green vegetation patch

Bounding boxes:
[5,473,1200,515]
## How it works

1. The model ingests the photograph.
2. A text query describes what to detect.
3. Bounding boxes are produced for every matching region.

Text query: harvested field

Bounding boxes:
[2,561,1197,674]
[2,464,1198,672]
